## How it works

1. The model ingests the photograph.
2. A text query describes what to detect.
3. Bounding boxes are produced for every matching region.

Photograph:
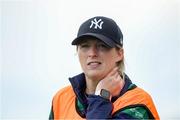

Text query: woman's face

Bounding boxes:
[77,38,123,81]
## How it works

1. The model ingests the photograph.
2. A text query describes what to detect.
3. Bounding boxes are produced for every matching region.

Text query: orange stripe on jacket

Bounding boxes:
[112,87,160,119]
[52,86,159,119]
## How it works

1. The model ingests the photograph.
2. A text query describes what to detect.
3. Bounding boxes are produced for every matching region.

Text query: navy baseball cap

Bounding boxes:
[72,16,123,47]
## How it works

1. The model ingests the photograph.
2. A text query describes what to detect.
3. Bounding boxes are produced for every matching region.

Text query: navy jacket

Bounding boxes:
[49,73,154,119]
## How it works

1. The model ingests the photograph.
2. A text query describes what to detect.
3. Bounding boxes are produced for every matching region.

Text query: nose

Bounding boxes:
[88,46,98,58]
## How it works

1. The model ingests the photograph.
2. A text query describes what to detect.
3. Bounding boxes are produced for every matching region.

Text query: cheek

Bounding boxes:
[78,52,87,67]
[103,54,117,67]
[104,52,120,67]
[106,58,116,67]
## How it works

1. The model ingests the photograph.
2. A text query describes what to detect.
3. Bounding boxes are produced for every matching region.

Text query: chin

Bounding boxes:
[85,70,105,81]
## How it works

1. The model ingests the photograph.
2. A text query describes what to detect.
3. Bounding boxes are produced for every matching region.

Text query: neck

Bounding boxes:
[85,76,100,95]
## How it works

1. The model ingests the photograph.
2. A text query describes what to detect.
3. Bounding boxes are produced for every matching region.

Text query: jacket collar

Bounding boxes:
[69,73,87,107]
[69,73,135,103]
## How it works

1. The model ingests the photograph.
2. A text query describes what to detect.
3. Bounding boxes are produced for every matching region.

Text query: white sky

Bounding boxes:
[1,0,180,119]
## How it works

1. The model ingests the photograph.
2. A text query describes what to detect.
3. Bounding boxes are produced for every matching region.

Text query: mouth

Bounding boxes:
[87,61,102,65]
[87,61,102,69]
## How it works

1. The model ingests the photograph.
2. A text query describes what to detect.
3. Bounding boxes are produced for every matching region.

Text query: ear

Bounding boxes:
[115,48,124,62]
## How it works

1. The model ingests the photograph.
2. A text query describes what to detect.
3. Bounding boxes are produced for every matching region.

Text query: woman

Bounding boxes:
[49,16,160,119]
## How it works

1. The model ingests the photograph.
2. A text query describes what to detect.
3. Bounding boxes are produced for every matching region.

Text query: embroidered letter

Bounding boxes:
[90,18,104,29]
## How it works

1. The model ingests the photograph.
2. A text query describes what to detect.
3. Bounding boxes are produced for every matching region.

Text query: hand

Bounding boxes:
[95,67,125,97]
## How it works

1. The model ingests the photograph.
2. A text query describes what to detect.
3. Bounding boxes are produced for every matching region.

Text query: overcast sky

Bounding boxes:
[1,0,180,119]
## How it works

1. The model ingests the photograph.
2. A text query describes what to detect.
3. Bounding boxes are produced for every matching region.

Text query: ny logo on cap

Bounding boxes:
[90,18,104,29]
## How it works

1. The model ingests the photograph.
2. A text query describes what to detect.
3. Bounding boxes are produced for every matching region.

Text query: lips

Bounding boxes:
[87,61,101,65]
[87,61,102,69]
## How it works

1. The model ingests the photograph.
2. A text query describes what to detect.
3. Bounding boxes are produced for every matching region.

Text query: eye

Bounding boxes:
[98,44,107,48]
[80,44,90,48]
[78,43,91,51]
[97,43,111,50]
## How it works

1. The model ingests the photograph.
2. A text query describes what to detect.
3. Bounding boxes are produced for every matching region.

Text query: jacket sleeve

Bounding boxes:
[86,95,154,119]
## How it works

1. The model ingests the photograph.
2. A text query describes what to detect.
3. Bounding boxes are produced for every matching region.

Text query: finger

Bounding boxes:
[107,67,118,77]
[112,73,121,82]
[114,72,120,79]
[117,74,123,81]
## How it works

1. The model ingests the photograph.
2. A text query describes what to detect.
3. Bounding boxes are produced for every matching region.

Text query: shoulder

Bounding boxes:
[125,86,154,106]
[51,86,77,116]
[113,86,154,112]
[122,86,152,99]
[132,87,154,103]
[112,87,157,119]
[56,85,73,94]
[53,86,75,101]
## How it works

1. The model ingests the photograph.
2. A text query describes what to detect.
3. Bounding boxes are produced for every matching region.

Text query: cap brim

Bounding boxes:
[71,33,116,47]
